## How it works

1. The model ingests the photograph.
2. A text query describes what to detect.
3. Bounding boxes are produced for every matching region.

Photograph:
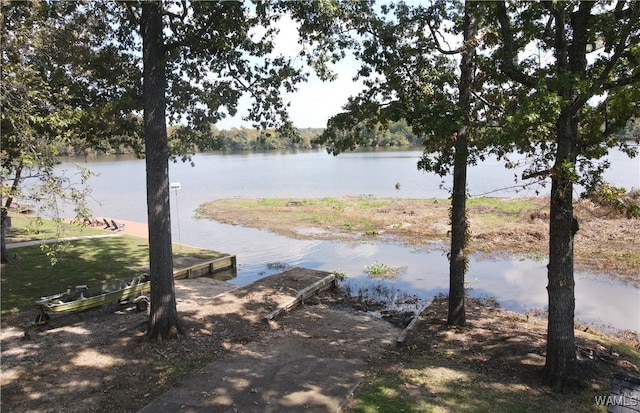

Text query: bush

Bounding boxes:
[583,184,640,218]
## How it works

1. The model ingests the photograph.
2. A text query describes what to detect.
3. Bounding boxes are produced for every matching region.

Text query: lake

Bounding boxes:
[55,147,640,332]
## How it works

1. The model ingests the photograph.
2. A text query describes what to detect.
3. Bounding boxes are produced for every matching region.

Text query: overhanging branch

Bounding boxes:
[496,1,538,88]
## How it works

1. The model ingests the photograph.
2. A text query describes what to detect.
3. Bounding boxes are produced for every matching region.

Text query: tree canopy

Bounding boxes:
[1,1,139,263]
[487,1,639,390]
[3,0,638,387]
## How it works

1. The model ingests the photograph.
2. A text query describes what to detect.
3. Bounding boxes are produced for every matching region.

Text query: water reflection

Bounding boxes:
[221,228,639,332]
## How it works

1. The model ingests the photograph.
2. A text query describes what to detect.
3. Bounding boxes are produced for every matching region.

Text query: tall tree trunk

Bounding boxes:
[542,2,592,390]
[1,210,8,264]
[1,161,24,263]
[448,140,468,327]
[141,1,183,340]
[448,2,476,327]
[543,110,578,391]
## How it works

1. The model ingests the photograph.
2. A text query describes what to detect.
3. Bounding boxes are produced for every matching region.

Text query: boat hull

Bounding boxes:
[36,275,150,313]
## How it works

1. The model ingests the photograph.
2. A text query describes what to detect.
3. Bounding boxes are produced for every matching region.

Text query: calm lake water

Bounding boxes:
[54,147,640,332]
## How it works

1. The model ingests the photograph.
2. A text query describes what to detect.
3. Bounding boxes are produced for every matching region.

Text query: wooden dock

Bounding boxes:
[173,255,237,280]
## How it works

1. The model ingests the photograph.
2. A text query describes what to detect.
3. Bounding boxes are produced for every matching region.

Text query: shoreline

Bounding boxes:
[83,218,150,238]
[198,196,640,285]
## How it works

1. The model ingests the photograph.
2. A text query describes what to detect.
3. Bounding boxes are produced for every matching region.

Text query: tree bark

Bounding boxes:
[1,161,24,263]
[141,1,184,340]
[541,2,592,390]
[448,2,476,327]
[1,212,8,264]
[543,110,578,391]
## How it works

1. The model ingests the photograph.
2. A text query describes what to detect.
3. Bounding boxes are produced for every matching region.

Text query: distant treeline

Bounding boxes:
[59,119,424,156]
[199,118,420,152]
[59,118,636,157]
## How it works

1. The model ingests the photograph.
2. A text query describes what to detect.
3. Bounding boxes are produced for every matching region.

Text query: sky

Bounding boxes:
[212,0,469,131]
[215,57,364,130]
[213,3,465,131]
[215,15,365,130]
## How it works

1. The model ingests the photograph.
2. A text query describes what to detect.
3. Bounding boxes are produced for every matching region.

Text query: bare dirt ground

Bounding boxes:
[2,268,638,413]
[346,296,640,411]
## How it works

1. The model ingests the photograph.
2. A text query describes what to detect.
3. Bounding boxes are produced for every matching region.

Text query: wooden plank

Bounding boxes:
[396,301,433,347]
[173,255,236,280]
[263,273,337,323]
[211,256,235,271]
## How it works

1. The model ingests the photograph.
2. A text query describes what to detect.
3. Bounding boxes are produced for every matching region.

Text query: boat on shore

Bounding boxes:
[35,274,151,324]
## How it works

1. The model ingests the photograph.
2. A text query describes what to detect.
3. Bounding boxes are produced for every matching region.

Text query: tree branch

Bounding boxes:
[570,2,640,114]
[595,2,640,88]
[427,20,462,55]
[495,1,538,88]
[522,168,552,180]
[124,2,141,26]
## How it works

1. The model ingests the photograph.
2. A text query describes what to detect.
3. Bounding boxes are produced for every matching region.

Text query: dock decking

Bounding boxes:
[173,255,237,280]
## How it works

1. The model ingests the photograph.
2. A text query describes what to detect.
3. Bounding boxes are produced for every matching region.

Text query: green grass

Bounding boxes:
[349,361,613,413]
[466,197,547,224]
[2,237,149,314]
[1,217,228,315]
[364,261,402,278]
[341,218,378,234]
[467,197,544,214]
[6,214,107,242]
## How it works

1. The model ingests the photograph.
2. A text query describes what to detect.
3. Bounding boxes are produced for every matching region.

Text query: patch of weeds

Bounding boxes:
[524,305,547,321]
[362,224,378,236]
[349,375,415,413]
[321,197,347,211]
[340,218,378,235]
[308,213,334,224]
[341,220,357,231]
[521,251,545,261]
[364,261,403,278]
[583,185,640,218]
[266,262,289,270]
[476,295,500,308]
[332,269,348,280]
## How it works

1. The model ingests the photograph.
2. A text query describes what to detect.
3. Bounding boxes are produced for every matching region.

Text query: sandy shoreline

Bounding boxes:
[89,218,149,239]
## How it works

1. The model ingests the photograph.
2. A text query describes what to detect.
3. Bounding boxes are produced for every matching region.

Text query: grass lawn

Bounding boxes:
[5,214,108,242]
[1,215,227,315]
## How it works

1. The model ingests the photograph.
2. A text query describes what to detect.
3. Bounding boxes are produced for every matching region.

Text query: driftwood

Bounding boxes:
[263,273,337,323]
[396,301,433,347]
